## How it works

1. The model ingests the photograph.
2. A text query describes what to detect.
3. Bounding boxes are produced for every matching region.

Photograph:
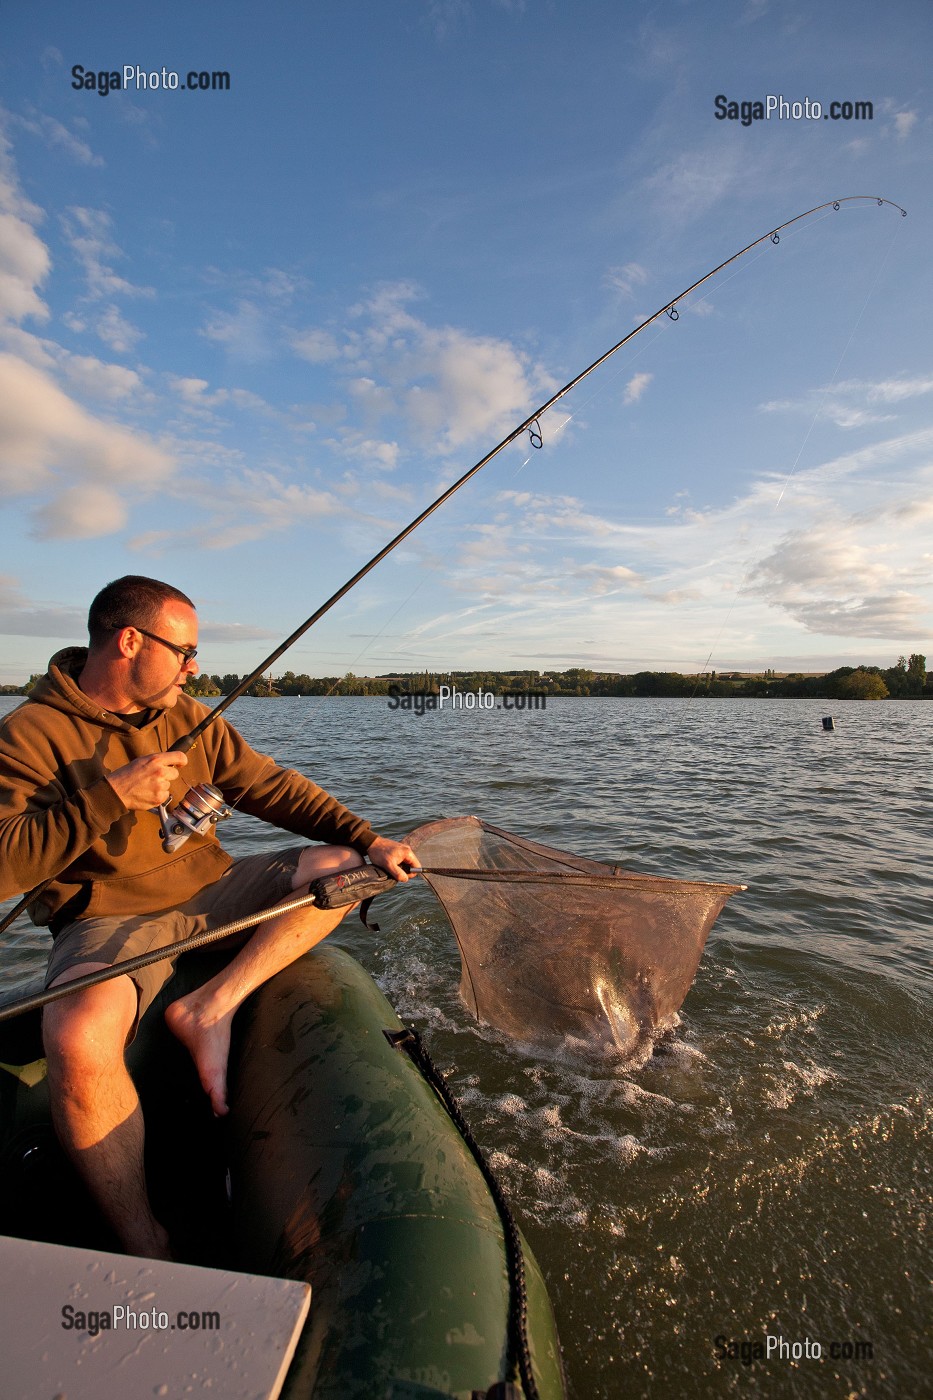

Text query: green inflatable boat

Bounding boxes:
[0,944,565,1399]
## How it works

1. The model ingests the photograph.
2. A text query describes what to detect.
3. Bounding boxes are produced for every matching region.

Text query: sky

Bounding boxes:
[0,0,930,683]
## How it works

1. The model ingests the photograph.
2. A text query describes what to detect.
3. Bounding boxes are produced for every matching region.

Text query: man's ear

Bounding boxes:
[114,626,143,660]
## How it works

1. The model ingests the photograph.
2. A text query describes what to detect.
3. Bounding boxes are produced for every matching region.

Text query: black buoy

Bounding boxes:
[822,716,835,731]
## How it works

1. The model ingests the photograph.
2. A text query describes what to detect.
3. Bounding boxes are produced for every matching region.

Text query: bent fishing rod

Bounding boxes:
[177,195,906,752]
[0,194,905,940]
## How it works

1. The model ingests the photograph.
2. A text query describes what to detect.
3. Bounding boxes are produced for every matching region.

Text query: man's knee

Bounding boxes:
[43,971,138,1069]
[292,844,364,890]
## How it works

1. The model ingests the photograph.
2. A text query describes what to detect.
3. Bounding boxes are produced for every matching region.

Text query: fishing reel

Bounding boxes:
[156,782,231,854]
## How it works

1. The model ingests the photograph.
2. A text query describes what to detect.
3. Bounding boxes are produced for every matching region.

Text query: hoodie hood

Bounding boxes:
[28,648,164,733]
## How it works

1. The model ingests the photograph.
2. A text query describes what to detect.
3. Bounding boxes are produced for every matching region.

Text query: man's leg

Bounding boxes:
[42,966,172,1260]
[166,845,363,1116]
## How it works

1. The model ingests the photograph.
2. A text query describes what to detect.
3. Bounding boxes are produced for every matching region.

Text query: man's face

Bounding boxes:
[126,601,200,708]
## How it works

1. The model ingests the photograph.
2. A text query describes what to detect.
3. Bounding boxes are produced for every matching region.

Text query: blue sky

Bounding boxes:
[0,0,930,683]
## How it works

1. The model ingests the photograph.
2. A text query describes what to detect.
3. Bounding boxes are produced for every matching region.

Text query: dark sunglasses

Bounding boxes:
[118,625,198,665]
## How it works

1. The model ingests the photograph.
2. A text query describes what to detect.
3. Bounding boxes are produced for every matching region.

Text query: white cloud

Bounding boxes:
[0,131,51,324]
[327,432,400,471]
[93,303,144,352]
[338,285,557,455]
[193,620,279,643]
[829,406,895,429]
[33,483,128,539]
[404,325,548,452]
[760,373,933,429]
[0,325,150,405]
[785,593,927,639]
[642,144,747,225]
[0,574,85,638]
[607,262,649,298]
[17,111,104,167]
[466,427,933,649]
[202,299,274,361]
[291,327,341,363]
[0,211,51,322]
[348,375,397,419]
[893,110,917,140]
[0,354,174,535]
[840,375,933,405]
[623,372,653,405]
[424,0,472,41]
[172,376,211,401]
[129,468,347,553]
[750,526,893,595]
[745,502,932,640]
[60,352,144,401]
[62,206,153,301]
[580,563,643,594]
[168,374,271,415]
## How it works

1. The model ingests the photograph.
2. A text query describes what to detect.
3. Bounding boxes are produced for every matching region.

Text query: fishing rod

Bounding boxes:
[0,195,905,941]
[176,195,906,753]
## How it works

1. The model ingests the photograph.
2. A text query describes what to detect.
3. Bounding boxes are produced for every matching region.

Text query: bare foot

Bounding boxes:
[165,995,234,1116]
[124,1220,174,1261]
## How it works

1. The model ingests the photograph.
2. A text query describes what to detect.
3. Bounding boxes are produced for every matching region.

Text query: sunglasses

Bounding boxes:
[119,625,198,665]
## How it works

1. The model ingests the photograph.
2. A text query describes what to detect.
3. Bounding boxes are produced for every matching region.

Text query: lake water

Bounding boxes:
[1,694,930,1398]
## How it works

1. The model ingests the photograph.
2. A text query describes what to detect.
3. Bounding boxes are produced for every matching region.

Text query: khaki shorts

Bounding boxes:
[45,847,304,1033]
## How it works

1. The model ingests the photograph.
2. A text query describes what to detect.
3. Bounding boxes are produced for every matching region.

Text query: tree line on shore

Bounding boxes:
[4,655,927,701]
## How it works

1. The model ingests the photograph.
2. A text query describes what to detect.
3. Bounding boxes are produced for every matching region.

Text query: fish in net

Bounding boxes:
[407,816,744,1058]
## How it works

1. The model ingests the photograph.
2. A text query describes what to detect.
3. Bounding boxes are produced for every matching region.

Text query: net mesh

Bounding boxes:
[408,816,744,1058]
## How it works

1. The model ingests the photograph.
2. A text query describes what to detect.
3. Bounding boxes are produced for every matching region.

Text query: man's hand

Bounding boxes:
[366,836,419,882]
[106,752,188,811]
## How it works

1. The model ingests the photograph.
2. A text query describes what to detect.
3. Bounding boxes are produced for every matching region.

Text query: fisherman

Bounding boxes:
[0,575,417,1260]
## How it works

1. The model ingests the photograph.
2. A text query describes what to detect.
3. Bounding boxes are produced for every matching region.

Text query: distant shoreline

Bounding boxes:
[4,656,928,701]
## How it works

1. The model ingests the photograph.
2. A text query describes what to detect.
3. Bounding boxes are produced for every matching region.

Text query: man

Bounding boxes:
[0,576,417,1260]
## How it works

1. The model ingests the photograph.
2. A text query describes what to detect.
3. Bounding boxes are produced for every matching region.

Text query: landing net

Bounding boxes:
[408,816,744,1058]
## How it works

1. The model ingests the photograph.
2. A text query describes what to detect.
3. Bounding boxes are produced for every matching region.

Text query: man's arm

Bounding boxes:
[0,747,190,902]
[206,719,417,876]
[0,753,124,900]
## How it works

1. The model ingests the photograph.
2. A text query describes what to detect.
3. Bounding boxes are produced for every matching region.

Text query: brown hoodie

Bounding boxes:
[0,648,377,928]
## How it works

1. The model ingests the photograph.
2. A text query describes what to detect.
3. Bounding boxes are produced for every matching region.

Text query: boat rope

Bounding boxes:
[385,1025,542,1400]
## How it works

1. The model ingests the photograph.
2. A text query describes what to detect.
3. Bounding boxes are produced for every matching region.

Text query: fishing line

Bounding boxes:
[550,209,832,444]
[0,197,905,941]
[325,573,435,690]
[274,220,838,686]
[693,210,904,679]
[620,209,906,864]
[502,217,828,597]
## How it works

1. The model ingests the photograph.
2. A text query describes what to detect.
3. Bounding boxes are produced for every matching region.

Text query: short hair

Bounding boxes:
[87,576,196,649]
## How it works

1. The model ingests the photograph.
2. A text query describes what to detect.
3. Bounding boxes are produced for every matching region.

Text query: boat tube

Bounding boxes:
[228,944,565,1399]
[0,944,565,1399]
